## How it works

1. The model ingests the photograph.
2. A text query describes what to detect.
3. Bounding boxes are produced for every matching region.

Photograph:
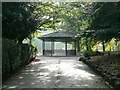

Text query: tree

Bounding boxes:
[87,2,120,51]
[54,2,92,52]
[2,2,37,43]
[90,2,120,40]
[34,2,62,31]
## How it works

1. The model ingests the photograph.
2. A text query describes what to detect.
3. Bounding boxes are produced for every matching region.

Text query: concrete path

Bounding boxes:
[2,56,111,89]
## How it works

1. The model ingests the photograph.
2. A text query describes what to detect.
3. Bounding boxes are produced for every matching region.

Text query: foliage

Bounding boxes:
[2,2,120,53]
[91,2,120,29]
[83,51,99,57]
[34,2,62,30]
[89,55,120,89]
[2,38,36,81]
[90,2,120,41]
[80,2,120,52]
[34,2,91,35]
[2,2,37,43]
[56,2,90,35]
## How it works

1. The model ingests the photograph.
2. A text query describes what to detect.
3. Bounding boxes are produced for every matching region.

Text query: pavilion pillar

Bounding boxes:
[65,41,67,56]
[42,39,45,55]
[74,40,76,55]
[51,40,54,56]
[53,41,54,54]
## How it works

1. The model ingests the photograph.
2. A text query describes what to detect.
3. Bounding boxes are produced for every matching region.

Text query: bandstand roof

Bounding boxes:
[39,31,75,41]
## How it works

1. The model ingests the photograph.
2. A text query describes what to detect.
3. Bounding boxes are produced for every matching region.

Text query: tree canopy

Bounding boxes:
[2,2,120,51]
[90,2,120,41]
[2,2,38,43]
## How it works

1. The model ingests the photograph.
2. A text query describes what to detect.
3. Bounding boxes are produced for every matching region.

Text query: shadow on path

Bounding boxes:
[2,56,111,89]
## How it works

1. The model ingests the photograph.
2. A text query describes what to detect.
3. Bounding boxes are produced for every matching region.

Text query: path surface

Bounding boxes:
[3,56,111,89]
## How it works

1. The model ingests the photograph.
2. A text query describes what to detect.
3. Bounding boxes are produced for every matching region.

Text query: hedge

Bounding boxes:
[2,38,36,81]
[83,51,99,57]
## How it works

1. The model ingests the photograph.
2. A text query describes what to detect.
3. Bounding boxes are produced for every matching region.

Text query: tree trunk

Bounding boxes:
[76,39,80,52]
[18,36,25,44]
[18,39,23,44]
[86,39,89,51]
[102,41,105,52]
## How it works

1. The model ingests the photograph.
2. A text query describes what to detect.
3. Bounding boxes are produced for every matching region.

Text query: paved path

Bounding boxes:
[2,56,111,89]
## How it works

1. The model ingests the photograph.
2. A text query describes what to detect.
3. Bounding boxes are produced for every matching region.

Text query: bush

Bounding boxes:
[83,51,98,57]
[2,38,36,81]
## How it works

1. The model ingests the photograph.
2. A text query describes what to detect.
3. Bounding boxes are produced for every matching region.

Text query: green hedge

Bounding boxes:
[83,51,101,57]
[2,38,36,80]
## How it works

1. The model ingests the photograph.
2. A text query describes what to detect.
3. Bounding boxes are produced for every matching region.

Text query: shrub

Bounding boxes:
[83,51,98,57]
[2,38,36,81]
